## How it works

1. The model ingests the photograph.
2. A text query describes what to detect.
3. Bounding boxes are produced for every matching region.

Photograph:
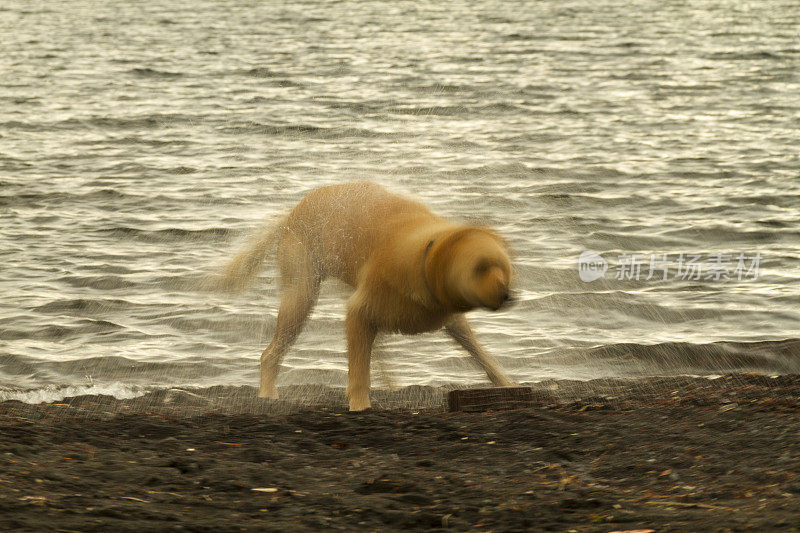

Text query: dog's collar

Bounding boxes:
[422,239,440,306]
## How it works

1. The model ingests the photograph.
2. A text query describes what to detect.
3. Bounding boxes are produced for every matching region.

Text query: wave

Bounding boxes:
[128,67,184,78]
[0,383,150,404]
[661,225,800,243]
[57,275,138,291]
[577,339,800,374]
[216,122,395,139]
[0,188,208,211]
[237,67,284,77]
[705,51,785,61]
[94,226,232,243]
[0,319,125,341]
[0,355,231,381]
[33,298,147,315]
[231,66,314,85]
[0,114,200,132]
[387,102,523,116]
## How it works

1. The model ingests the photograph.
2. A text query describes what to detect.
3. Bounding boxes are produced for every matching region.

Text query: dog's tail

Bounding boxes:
[203,214,288,293]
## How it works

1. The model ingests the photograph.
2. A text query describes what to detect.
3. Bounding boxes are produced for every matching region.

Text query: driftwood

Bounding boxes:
[447,386,549,412]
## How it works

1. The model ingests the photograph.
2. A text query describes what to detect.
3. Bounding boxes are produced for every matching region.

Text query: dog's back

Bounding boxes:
[282,181,445,286]
[209,181,445,292]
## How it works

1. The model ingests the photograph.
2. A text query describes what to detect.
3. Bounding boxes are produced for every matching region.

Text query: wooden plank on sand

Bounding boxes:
[447,386,547,412]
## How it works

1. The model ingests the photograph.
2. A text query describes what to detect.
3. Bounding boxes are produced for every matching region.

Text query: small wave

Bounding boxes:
[315,99,388,113]
[73,136,195,148]
[1,114,199,132]
[236,67,287,78]
[217,122,390,139]
[586,230,685,249]
[0,355,230,381]
[95,226,232,243]
[232,74,306,87]
[0,383,149,404]
[756,219,793,229]
[389,102,522,116]
[0,319,125,341]
[58,275,137,291]
[406,82,475,94]
[268,79,305,88]
[660,225,795,243]
[128,67,184,78]
[436,162,548,182]
[653,82,721,92]
[389,105,466,116]
[0,188,146,208]
[524,293,724,323]
[728,195,800,209]
[165,165,198,174]
[582,339,800,374]
[503,32,550,41]
[706,51,785,61]
[33,298,135,315]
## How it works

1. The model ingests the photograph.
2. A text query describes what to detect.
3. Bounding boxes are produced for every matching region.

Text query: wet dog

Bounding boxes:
[211,181,515,410]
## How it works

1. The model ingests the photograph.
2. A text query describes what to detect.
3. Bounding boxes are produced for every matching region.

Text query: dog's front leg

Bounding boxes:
[445,314,515,387]
[345,306,377,411]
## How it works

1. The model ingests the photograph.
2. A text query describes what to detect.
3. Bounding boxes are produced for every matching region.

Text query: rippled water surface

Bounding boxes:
[2,0,799,401]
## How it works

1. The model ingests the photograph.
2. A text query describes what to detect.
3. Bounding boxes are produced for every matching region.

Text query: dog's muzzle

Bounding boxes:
[489,290,514,311]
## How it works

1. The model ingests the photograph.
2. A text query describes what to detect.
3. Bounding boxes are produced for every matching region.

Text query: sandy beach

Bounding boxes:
[2,374,800,532]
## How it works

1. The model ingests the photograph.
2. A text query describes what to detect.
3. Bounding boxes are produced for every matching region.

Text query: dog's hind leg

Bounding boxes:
[445,315,515,387]
[259,241,320,399]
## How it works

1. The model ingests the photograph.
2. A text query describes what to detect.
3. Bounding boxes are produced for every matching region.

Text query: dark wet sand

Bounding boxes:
[2,375,800,532]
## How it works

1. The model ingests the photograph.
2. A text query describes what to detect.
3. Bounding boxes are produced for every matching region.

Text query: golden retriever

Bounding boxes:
[211,181,515,410]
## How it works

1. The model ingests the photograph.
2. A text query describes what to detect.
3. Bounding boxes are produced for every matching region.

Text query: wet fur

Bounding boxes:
[212,181,515,410]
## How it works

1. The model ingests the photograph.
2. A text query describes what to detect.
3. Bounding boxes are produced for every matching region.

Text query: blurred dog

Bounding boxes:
[211,181,515,410]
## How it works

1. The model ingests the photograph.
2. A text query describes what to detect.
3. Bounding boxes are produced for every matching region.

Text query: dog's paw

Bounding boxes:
[348,397,371,411]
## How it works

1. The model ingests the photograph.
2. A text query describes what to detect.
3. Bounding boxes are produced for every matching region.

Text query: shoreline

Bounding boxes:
[2,374,800,531]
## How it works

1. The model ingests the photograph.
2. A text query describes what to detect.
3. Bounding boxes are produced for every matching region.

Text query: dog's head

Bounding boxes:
[425,227,513,312]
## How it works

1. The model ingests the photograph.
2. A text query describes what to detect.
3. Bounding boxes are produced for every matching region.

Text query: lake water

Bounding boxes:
[2,0,799,402]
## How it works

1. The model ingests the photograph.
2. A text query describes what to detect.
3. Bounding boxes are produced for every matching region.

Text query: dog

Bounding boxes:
[211,181,515,410]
